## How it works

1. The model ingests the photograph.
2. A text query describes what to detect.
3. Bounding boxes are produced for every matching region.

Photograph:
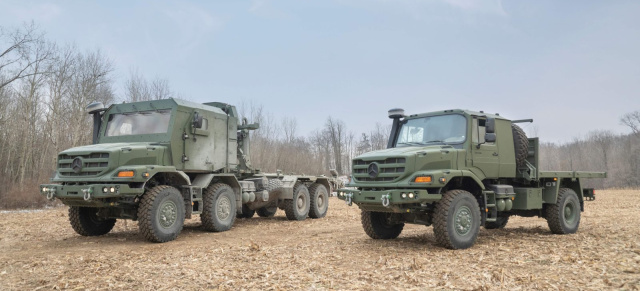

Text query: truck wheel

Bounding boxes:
[201,183,237,232]
[237,204,255,219]
[433,189,481,249]
[545,188,581,234]
[283,182,310,221]
[308,183,329,219]
[512,124,529,168]
[256,203,278,217]
[138,185,185,243]
[69,206,116,236]
[484,215,509,229]
[361,211,404,239]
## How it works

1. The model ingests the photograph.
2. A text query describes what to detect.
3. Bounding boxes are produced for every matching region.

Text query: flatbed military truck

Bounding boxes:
[337,108,606,249]
[40,99,333,243]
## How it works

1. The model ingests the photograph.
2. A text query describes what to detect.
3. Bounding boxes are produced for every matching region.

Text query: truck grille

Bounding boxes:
[58,153,110,177]
[353,157,406,182]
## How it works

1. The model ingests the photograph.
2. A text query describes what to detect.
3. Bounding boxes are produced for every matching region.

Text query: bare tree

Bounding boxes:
[325,117,346,174]
[621,111,640,136]
[0,22,52,89]
[124,68,173,102]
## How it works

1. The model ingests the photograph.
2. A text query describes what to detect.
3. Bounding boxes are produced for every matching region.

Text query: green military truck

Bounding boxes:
[41,99,334,243]
[337,108,606,249]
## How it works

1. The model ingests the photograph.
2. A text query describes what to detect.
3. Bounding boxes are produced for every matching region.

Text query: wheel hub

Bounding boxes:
[217,196,231,221]
[564,202,576,224]
[297,195,305,210]
[159,201,178,228]
[454,206,473,236]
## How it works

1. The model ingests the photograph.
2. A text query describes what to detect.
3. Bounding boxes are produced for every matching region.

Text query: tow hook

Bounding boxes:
[345,193,353,206]
[82,188,93,201]
[381,194,391,207]
[46,189,55,200]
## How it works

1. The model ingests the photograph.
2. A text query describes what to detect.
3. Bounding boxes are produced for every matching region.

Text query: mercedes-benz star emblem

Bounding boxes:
[71,157,83,173]
[367,162,379,178]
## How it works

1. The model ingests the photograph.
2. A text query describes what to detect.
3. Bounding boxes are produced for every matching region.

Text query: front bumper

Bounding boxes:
[40,183,144,203]
[336,188,441,211]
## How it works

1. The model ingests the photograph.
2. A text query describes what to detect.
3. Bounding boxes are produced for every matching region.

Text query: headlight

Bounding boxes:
[42,187,48,192]
[103,187,109,193]
[408,193,415,199]
[401,193,407,199]
[110,187,115,193]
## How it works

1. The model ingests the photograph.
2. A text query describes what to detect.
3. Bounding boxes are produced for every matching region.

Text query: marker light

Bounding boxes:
[117,171,135,177]
[414,176,432,183]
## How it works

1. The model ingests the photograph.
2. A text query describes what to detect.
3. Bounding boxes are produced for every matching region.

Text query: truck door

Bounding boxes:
[471,117,500,178]
[183,112,215,171]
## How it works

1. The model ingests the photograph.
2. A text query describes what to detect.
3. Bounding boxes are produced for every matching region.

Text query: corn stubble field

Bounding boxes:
[1,190,639,290]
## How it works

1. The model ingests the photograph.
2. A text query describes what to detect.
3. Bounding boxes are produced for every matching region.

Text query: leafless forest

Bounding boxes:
[0,23,638,208]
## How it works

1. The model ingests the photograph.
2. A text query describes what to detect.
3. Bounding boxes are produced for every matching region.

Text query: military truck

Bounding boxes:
[337,108,606,249]
[40,99,334,243]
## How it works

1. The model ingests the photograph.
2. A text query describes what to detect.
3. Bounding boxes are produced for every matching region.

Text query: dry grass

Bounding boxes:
[1,189,639,290]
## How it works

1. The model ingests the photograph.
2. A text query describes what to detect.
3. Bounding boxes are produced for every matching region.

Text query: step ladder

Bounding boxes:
[483,190,497,223]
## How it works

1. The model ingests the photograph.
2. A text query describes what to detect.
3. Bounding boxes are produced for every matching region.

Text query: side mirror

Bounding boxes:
[485,133,496,143]
[486,118,496,134]
[193,112,203,128]
[86,102,105,114]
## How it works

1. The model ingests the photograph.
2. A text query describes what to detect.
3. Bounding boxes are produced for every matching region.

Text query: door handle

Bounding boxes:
[493,152,498,156]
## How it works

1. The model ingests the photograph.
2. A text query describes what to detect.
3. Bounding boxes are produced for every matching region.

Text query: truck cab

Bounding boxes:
[338,108,606,249]
[41,98,332,243]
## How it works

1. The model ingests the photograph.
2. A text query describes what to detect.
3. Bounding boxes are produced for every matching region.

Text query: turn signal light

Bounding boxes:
[414,176,432,183]
[117,171,135,177]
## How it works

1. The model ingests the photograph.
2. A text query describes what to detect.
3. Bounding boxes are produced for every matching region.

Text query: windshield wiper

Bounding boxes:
[397,142,423,146]
[424,140,444,143]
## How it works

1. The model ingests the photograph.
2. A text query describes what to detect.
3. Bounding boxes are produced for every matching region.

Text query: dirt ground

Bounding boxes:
[1,190,639,290]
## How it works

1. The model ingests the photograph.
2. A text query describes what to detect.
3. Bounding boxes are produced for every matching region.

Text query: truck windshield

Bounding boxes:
[105,110,171,137]
[396,114,466,147]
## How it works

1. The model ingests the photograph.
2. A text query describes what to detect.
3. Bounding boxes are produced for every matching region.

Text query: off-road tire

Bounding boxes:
[283,182,310,221]
[237,204,255,219]
[512,124,529,168]
[433,189,482,249]
[308,183,329,219]
[484,215,510,229]
[361,211,404,239]
[201,183,237,232]
[546,188,581,234]
[256,203,278,217]
[137,185,185,243]
[68,206,116,236]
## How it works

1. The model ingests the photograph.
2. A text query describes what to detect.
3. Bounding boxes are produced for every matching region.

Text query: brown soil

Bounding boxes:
[1,190,639,290]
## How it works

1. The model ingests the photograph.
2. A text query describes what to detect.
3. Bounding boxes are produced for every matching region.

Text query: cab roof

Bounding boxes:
[405,109,510,121]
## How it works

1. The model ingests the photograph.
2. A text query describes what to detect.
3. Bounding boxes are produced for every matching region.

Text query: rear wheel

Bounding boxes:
[484,215,509,229]
[237,204,255,219]
[256,203,278,217]
[308,183,329,219]
[201,183,237,232]
[433,189,481,249]
[546,188,581,234]
[69,206,116,236]
[361,211,404,239]
[137,185,185,243]
[283,182,310,221]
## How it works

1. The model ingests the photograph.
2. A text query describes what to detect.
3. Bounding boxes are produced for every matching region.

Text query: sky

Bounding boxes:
[1,0,639,143]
